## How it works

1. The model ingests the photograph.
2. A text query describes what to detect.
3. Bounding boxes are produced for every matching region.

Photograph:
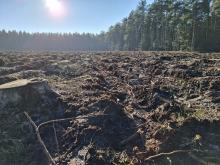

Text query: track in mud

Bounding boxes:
[0,51,220,165]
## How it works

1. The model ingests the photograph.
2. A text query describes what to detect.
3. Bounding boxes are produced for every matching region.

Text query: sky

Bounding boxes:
[0,0,152,34]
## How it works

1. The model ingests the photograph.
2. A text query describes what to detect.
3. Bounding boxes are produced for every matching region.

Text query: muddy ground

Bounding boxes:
[0,51,220,165]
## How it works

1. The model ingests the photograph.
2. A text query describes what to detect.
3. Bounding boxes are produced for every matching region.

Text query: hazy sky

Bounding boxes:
[0,0,152,34]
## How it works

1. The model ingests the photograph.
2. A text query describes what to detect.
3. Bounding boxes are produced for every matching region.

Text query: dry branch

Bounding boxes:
[144,150,190,161]
[23,112,96,164]
[24,112,56,165]
[143,149,215,163]
[38,117,73,129]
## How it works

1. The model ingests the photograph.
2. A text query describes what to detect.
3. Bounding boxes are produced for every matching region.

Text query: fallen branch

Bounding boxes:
[143,149,216,163]
[38,114,108,130]
[144,150,190,161]
[24,112,56,165]
[38,117,73,130]
[23,112,96,164]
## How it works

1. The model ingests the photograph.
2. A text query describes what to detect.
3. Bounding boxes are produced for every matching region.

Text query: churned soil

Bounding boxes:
[0,51,220,165]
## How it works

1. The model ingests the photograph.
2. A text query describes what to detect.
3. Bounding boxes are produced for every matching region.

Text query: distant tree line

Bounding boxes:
[0,0,220,51]
[0,30,107,51]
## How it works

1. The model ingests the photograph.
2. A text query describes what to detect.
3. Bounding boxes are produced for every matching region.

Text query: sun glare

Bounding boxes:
[44,0,66,19]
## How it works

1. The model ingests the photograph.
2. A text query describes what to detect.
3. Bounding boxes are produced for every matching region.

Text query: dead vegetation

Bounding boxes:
[0,51,220,165]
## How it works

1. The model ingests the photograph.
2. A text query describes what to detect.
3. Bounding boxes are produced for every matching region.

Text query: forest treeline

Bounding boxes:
[0,31,107,51]
[0,0,220,51]
[107,0,220,51]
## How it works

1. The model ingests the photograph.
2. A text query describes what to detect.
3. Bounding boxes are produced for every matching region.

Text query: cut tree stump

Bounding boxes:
[0,78,59,109]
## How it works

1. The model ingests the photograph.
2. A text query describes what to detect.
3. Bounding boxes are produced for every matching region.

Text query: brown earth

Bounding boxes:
[0,51,220,165]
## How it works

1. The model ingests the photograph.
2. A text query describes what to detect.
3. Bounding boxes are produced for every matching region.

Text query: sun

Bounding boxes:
[44,0,66,19]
